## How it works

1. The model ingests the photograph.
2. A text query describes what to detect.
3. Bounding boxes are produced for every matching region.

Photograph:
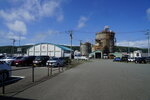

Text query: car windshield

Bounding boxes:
[35,56,42,60]
[16,57,23,60]
[1,57,12,59]
[1,57,6,59]
[49,58,59,60]
[21,57,28,60]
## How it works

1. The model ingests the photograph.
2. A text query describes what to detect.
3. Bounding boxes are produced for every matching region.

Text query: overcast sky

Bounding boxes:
[0,0,150,48]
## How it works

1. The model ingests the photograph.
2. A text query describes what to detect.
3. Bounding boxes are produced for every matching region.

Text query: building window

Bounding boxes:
[136,53,139,57]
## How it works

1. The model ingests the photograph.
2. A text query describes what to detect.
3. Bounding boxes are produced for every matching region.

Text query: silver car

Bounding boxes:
[0,57,15,65]
[0,61,12,81]
[46,57,64,67]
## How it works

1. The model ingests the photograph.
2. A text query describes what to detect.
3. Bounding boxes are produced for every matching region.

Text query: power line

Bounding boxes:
[74,30,145,34]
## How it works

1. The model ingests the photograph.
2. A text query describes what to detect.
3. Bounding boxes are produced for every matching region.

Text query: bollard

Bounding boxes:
[32,66,35,82]
[48,66,50,76]
[0,70,6,94]
[50,66,53,76]
[2,72,5,94]
[58,66,60,73]
[62,66,63,71]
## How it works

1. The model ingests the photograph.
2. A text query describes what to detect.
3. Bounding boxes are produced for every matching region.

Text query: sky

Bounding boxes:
[0,0,150,48]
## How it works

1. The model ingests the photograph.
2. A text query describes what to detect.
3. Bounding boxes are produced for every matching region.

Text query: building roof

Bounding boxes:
[28,43,73,51]
[56,45,73,51]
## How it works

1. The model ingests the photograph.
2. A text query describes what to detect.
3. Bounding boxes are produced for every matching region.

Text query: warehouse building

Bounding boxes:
[27,43,72,57]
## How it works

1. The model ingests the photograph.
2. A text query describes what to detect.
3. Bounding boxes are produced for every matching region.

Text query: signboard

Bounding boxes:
[17,48,22,52]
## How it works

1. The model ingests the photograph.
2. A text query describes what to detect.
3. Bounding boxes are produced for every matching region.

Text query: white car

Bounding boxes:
[128,58,135,62]
[80,56,89,60]
[74,56,89,60]
[0,61,12,81]
[46,57,64,67]
[0,57,15,65]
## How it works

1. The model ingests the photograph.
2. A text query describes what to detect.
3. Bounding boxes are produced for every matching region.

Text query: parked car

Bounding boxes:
[11,56,23,66]
[33,56,49,67]
[0,57,15,65]
[113,57,121,62]
[121,57,128,62]
[46,57,64,67]
[80,56,89,60]
[74,56,89,60]
[14,56,36,67]
[135,57,146,64]
[0,61,12,81]
[128,58,135,62]
[0,55,4,59]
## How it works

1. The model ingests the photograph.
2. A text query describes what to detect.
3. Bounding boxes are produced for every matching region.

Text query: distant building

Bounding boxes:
[129,50,148,58]
[80,42,92,57]
[27,43,72,57]
[91,26,116,58]
[74,50,81,56]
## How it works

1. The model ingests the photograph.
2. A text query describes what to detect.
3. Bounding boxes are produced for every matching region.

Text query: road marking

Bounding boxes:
[11,75,25,79]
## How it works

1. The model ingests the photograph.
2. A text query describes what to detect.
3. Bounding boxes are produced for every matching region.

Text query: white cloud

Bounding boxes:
[7,32,26,40]
[0,0,64,22]
[6,20,27,35]
[56,14,64,22]
[77,16,88,29]
[0,0,67,45]
[0,31,26,45]
[41,0,60,16]
[117,40,148,48]
[146,8,150,20]
[31,29,59,42]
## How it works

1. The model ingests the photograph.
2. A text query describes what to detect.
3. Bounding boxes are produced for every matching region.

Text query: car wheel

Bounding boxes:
[0,72,8,81]
[135,61,138,64]
[57,63,59,67]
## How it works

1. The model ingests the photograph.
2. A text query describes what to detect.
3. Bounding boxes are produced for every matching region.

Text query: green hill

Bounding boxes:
[0,45,148,54]
[0,45,33,54]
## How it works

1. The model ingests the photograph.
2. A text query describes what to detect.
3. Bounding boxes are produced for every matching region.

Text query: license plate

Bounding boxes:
[16,63,18,65]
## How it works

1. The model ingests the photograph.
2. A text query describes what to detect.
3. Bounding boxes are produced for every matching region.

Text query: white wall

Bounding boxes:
[27,43,69,57]
[129,50,148,58]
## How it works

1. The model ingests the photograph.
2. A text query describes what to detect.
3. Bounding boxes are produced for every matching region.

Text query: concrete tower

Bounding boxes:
[93,26,115,54]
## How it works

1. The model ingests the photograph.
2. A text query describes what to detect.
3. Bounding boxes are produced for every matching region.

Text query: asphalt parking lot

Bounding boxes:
[0,60,82,95]
[0,59,150,100]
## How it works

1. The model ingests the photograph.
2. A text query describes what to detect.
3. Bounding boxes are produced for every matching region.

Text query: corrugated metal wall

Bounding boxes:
[27,43,64,57]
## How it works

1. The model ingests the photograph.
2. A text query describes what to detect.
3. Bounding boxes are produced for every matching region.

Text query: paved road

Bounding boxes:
[11,60,150,100]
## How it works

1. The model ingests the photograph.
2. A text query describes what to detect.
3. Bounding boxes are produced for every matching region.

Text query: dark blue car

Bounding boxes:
[113,57,121,62]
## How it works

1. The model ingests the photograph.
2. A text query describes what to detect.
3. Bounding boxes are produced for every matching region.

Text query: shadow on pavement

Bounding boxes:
[0,76,23,87]
[0,96,34,100]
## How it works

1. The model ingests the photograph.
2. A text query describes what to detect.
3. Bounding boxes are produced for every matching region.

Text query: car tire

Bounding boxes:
[0,72,8,81]
[135,61,138,64]
[57,63,59,67]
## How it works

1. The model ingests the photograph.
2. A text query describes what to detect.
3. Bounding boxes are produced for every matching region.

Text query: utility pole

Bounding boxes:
[128,41,130,58]
[80,40,82,56]
[68,30,73,59]
[11,39,16,56]
[18,33,22,56]
[19,33,21,46]
[146,29,150,57]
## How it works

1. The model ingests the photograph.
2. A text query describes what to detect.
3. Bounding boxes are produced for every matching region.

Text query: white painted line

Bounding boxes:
[11,75,25,79]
